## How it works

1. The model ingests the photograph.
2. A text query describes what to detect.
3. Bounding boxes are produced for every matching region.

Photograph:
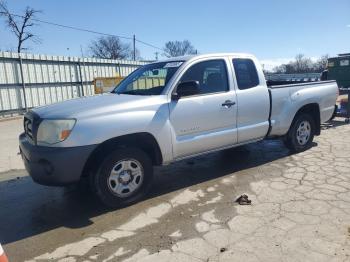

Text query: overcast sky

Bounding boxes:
[0,0,349,70]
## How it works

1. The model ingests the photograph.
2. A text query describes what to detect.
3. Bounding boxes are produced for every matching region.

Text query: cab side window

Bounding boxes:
[180,60,229,95]
[232,59,260,90]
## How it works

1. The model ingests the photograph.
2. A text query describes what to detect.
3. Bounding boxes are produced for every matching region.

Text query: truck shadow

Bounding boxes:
[321,119,349,130]
[0,139,294,245]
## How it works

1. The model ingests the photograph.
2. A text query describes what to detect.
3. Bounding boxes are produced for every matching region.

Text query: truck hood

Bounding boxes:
[33,93,166,119]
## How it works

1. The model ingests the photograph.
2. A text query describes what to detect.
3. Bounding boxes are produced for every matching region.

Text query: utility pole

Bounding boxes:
[18,54,28,112]
[80,45,87,96]
[155,52,159,61]
[78,60,84,97]
[133,34,136,61]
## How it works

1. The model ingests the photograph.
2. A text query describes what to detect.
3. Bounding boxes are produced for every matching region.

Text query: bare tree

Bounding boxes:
[0,1,41,53]
[273,54,328,74]
[163,40,197,57]
[89,36,140,60]
[314,55,329,72]
[273,64,287,74]
[294,54,313,73]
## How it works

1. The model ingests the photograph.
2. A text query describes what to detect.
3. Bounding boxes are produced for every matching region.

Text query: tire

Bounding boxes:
[92,147,153,208]
[329,105,337,121]
[284,114,315,153]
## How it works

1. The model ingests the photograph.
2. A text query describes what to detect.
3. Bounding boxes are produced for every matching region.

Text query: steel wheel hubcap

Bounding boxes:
[296,120,311,146]
[107,159,144,198]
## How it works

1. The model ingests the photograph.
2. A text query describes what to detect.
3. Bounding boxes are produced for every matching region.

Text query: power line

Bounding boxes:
[135,39,164,53]
[2,12,166,53]
[8,13,133,40]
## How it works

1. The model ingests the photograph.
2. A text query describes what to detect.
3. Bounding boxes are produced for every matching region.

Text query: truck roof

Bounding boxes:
[160,53,256,63]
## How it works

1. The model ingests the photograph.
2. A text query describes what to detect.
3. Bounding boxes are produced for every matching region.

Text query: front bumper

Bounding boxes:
[19,133,96,186]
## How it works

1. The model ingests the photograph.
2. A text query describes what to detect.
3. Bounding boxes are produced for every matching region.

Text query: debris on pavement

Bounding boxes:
[235,194,252,205]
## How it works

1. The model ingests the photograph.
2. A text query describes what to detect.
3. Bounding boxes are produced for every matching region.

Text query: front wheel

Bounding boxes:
[92,148,153,208]
[284,114,315,153]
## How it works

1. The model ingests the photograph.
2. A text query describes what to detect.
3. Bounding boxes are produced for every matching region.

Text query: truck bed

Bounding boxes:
[267,80,338,137]
[267,80,336,89]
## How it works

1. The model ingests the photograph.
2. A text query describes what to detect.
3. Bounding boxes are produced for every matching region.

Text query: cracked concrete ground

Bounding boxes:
[0,117,24,173]
[0,119,350,262]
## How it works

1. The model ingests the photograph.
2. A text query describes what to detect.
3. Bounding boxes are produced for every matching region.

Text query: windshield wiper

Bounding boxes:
[115,90,147,96]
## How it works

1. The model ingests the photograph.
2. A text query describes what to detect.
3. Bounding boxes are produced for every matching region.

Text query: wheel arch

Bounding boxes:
[81,132,163,178]
[291,103,321,136]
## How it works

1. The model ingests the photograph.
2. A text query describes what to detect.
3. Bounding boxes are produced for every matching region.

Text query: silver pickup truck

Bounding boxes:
[19,53,338,207]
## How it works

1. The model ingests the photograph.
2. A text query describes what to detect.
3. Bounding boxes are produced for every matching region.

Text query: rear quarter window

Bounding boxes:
[232,58,260,90]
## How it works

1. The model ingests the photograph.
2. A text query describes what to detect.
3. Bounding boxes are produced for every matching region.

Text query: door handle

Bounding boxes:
[222,100,236,108]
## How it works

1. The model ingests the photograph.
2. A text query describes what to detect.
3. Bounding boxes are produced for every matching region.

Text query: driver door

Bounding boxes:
[169,59,237,159]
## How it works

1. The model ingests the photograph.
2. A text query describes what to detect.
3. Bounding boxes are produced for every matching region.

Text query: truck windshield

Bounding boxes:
[112,61,183,95]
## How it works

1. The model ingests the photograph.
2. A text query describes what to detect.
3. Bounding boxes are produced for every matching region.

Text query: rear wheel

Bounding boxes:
[284,114,315,152]
[92,148,153,208]
[329,105,337,121]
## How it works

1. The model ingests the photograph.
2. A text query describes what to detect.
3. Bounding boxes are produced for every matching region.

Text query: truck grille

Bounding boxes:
[23,111,41,144]
[24,116,34,140]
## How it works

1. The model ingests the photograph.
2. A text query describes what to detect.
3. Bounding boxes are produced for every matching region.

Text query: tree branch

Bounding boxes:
[0,2,41,53]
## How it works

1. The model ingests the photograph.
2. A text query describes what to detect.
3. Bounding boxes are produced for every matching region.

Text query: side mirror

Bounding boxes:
[172,80,200,100]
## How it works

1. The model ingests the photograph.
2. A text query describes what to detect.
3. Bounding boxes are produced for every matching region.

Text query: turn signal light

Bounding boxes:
[60,130,71,140]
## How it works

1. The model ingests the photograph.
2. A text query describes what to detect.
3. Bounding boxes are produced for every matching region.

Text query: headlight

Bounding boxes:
[37,119,76,145]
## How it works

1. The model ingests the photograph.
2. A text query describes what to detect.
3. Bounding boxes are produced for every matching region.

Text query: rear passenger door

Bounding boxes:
[232,58,270,143]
